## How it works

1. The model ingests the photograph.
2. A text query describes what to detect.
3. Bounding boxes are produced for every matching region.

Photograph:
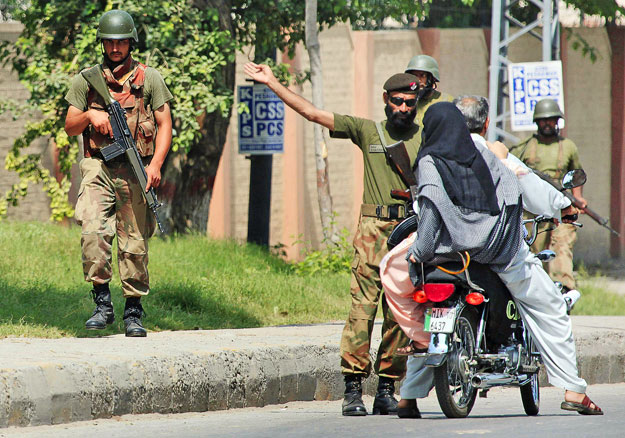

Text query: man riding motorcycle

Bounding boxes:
[380,99,602,417]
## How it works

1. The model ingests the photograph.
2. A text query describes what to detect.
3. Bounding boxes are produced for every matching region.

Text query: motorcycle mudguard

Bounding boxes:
[423,262,521,347]
[387,214,418,250]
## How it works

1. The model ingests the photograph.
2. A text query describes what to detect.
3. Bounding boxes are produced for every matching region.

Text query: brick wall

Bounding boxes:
[0,23,51,222]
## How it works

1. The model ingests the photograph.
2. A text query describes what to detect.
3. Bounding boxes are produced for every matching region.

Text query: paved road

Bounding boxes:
[2,383,622,438]
[1,317,624,428]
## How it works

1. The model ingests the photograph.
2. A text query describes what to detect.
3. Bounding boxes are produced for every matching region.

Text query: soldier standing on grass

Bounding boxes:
[404,55,453,124]
[64,10,173,337]
[509,98,586,292]
[243,62,421,416]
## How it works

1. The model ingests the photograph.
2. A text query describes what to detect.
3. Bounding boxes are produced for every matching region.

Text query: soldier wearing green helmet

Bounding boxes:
[510,98,586,292]
[97,9,139,43]
[404,54,453,124]
[64,9,174,337]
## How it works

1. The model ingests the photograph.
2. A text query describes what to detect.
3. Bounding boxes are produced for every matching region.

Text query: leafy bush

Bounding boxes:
[294,226,352,276]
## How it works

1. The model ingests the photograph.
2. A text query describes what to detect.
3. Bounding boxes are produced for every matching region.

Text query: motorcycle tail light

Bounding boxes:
[413,288,428,303]
[423,283,455,302]
[466,292,485,305]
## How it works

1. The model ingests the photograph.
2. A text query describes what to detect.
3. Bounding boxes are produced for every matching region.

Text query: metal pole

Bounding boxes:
[246,46,275,248]
[487,0,503,142]
[488,0,560,142]
[542,0,552,61]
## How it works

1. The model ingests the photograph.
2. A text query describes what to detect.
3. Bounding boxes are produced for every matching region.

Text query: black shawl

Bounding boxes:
[415,102,500,215]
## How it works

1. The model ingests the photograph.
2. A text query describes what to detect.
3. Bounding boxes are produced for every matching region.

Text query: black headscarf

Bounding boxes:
[416,102,500,215]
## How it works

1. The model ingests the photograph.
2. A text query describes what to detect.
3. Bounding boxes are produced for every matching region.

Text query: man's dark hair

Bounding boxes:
[453,95,489,134]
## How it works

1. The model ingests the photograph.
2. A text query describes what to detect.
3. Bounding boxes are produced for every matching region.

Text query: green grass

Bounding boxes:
[575,272,625,315]
[1,222,622,338]
[0,221,350,338]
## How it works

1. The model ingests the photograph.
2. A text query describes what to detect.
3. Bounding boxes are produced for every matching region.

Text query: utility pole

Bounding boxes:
[245,43,278,248]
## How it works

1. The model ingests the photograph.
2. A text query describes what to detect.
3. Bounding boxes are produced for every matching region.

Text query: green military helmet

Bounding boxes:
[97,9,139,43]
[405,54,440,82]
[533,98,564,121]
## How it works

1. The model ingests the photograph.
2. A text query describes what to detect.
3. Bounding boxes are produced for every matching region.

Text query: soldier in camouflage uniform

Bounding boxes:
[64,10,173,337]
[509,98,586,291]
[244,62,421,416]
[405,55,454,124]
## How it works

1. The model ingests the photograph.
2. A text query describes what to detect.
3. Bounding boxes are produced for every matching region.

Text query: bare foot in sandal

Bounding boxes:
[561,390,603,415]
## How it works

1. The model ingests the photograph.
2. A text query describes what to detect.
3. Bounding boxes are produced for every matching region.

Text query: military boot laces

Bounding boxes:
[372,377,398,415]
[85,289,115,330]
[124,298,147,337]
[342,376,367,416]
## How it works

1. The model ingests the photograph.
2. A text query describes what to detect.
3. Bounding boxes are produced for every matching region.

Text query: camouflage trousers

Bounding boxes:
[340,215,409,380]
[529,220,578,290]
[75,157,156,298]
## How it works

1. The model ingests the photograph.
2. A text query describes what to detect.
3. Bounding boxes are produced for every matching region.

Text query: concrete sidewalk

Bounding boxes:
[1,316,624,428]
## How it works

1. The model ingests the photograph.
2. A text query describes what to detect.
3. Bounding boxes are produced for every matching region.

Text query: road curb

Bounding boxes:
[0,318,624,428]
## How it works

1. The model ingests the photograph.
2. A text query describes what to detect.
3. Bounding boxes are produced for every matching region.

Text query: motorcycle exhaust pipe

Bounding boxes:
[470,373,516,389]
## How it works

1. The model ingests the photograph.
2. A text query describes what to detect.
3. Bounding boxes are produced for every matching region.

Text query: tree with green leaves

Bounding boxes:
[2,0,620,234]
[0,0,237,231]
[0,0,430,233]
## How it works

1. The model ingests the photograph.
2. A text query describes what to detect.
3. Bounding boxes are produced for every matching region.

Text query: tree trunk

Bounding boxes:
[160,0,235,233]
[305,0,338,243]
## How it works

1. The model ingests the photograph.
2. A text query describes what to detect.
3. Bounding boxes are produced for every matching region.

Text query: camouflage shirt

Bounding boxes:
[330,114,421,206]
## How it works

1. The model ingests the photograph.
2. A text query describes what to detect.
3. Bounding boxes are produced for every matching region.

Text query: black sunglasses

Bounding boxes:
[389,96,417,107]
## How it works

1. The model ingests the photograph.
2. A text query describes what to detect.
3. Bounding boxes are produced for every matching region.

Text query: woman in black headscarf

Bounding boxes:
[407,101,524,270]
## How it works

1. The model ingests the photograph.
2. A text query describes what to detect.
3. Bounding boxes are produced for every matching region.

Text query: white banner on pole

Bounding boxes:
[508,61,564,131]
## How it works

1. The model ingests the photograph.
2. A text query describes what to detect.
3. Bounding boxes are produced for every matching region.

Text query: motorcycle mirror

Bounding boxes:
[561,169,586,189]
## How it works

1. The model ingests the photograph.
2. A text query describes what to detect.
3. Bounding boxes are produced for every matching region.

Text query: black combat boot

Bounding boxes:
[372,376,399,415]
[342,375,367,416]
[85,284,114,330]
[124,297,147,337]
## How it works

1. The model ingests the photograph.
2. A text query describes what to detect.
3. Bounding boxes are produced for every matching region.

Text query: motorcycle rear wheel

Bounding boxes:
[433,306,478,418]
[520,335,540,416]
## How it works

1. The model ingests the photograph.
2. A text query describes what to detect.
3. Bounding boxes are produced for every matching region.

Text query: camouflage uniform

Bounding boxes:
[510,135,583,290]
[331,113,421,379]
[65,57,173,297]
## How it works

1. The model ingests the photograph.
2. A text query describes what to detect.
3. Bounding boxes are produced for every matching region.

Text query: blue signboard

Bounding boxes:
[238,84,284,154]
[508,61,564,131]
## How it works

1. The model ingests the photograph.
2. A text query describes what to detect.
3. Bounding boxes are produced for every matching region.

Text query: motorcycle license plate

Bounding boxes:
[424,307,456,333]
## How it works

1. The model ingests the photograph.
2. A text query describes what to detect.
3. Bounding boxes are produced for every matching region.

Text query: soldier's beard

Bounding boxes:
[538,124,558,138]
[385,104,417,130]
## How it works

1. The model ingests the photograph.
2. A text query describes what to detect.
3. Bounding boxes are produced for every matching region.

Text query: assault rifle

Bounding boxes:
[532,168,619,236]
[385,140,418,205]
[81,66,166,234]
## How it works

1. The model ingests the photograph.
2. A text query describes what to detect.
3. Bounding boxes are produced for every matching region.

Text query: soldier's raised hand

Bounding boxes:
[243,62,275,85]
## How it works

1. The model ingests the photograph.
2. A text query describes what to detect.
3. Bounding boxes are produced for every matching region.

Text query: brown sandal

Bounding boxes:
[396,341,427,356]
[561,395,604,415]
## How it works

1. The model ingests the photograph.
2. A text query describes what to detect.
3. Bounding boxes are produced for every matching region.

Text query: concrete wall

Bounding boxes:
[0,22,620,265]
[0,23,51,221]
[208,24,619,266]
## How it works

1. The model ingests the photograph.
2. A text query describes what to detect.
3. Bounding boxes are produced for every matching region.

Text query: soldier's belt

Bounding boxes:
[361,203,406,220]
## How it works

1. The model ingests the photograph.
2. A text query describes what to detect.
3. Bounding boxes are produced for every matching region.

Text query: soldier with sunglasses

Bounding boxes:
[244,63,422,417]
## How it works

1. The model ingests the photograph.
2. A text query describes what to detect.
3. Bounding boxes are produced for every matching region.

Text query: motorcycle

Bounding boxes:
[387,169,586,418]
